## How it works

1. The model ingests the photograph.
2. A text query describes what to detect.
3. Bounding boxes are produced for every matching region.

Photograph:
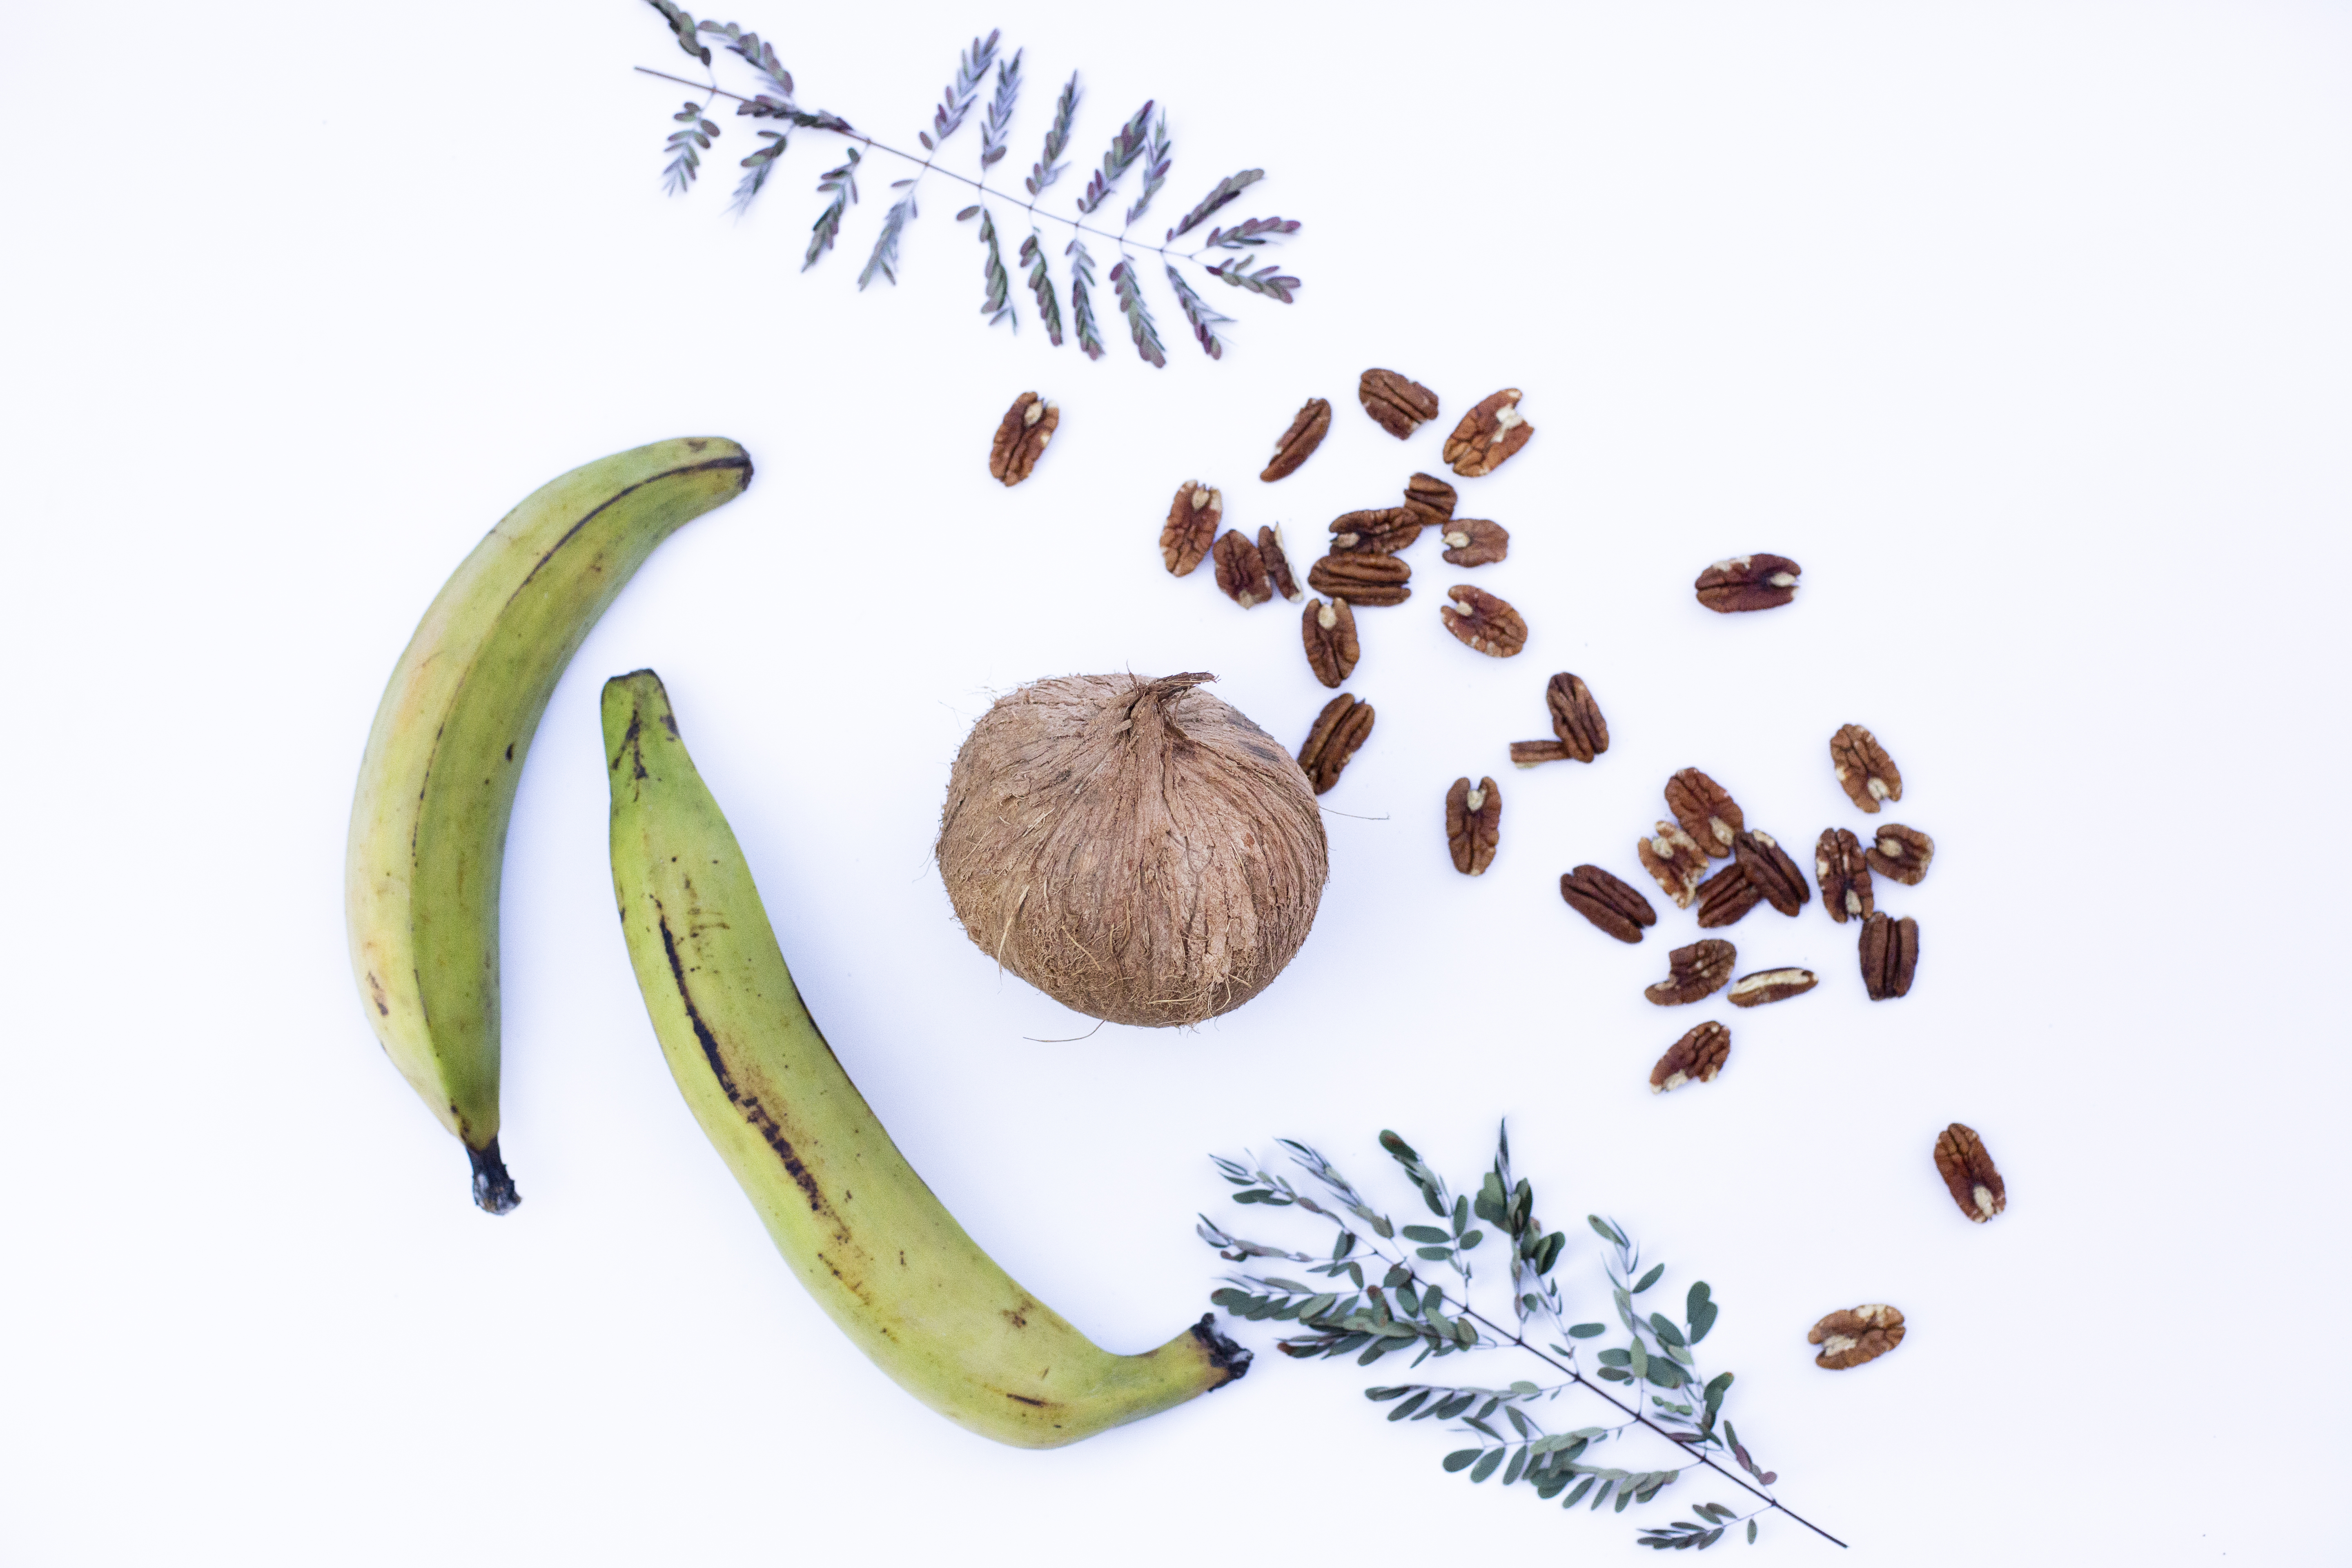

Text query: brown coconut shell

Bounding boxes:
[936,672,1329,1027]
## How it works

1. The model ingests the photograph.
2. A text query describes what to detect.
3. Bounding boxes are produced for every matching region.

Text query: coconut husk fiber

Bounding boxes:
[936,672,1329,1028]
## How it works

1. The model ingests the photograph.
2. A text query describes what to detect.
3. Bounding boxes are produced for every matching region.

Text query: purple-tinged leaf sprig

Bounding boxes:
[662,102,719,195]
[1018,232,1065,345]
[635,7,1306,363]
[1198,1126,1846,1553]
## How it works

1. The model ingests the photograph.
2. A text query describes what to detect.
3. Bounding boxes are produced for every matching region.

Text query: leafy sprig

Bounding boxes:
[1200,1127,1846,1552]
[635,7,1304,364]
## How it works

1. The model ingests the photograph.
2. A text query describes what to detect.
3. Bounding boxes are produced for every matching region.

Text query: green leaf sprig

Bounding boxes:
[635,7,1303,363]
[1199,1125,1846,1552]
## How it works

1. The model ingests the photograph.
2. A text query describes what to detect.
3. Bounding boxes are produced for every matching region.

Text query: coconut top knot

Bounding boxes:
[936,672,1329,1028]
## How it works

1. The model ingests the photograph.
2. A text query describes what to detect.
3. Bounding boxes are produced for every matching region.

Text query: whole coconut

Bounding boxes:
[937,672,1328,1027]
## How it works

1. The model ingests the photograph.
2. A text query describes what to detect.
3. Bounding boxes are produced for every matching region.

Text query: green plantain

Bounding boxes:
[602,669,1251,1446]
[347,438,753,1211]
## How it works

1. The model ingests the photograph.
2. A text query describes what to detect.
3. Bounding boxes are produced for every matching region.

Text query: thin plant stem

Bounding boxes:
[635,67,1224,261]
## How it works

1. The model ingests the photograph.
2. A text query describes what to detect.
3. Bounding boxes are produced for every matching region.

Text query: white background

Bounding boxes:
[2,2,2348,1562]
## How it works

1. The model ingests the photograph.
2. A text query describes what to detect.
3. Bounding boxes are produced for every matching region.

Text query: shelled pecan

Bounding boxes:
[1438,518,1509,566]
[987,391,1058,486]
[1560,864,1656,943]
[1637,822,1711,908]
[1160,481,1220,576]
[1650,1022,1731,1093]
[1327,507,1422,555]
[1726,968,1816,1007]
[1865,823,1935,886]
[1694,863,1762,928]
[1510,741,1573,766]
[1446,776,1502,875]
[1260,396,1330,481]
[1359,368,1439,439]
[1933,1123,2006,1223]
[1645,939,1735,1005]
[1211,529,1271,608]
[1829,723,1902,813]
[1257,525,1301,602]
[1809,1305,1904,1370]
[1815,827,1875,924]
[1665,768,1743,857]
[1441,388,1533,477]
[1298,693,1374,795]
[1694,554,1801,612]
[1301,597,1359,688]
[1306,552,1411,606]
[1732,830,1810,915]
[1858,913,1920,1000]
[1439,585,1527,657]
[1403,471,1458,524]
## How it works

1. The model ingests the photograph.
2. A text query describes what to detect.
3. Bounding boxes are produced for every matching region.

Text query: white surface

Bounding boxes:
[2,2,2348,1563]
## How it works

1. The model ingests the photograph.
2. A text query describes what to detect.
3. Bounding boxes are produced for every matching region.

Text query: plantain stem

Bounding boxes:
[468,1138,521,1215]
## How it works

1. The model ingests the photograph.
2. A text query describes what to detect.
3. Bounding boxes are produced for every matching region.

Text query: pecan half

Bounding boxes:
[1307,552,1411,606]
[1258,525,1302,602]
[1933,1123,2006,1223]
[1327,506,1423,555]
[1809,1304,1904,1370]
[1829,723,1902,813]
[1446,776,1501,875]
[1301,597,1359,688]
[1211,529,1271,607]
[1261,396,1330,481]
[1665,768,1743,858]
[1694,863,1762,929]
[1694,554,1801,613]
[988,391,1058,486]
[1560,864,1656,943]
[1637,822,1711,908]
[1865,823,1934,886]
[1161,481,1221,576]
[1858,912,1920,1000]
[1439,585,1527,657]
[1815,827,1875,924]
[1442,387,1533,477]
[1298,693,1374,795]
[1359,368,1440,439]
[1732,830,1810,915]
[1437,518,1509,567]
[1510,740,1573,766]
[1545,673,1608,762]
[1403,472,1458,524]
[1726,967,1816,1007]
[1645,939,1735,1006]
[1651,1022,1730,1093]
